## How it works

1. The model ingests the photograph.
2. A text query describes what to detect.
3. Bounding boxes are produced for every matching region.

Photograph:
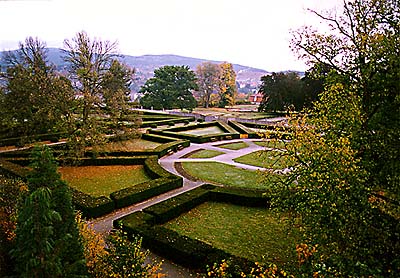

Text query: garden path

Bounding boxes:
[88,138,267,277]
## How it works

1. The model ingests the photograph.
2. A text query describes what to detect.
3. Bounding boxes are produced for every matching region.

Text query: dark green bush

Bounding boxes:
[110,176,183,209]
[143,186,210,223]
[0,158,29,179]
[71,188,115,218]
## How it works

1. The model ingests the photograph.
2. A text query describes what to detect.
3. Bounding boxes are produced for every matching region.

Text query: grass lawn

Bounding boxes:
[187,149,225,159]
[163,202,299,265]
[59,165,152,197]
[101,139,161,152]
[181,161,269,189]
[216,141,248,150]
[178,126,226,136]
[254,140,288,150]
[234,150,295,169]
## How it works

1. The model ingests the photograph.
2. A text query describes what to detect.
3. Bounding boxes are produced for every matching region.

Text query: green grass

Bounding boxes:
[59,165,152,197]
[217,141,248,150]
[102,139,161,151]
[234,150,294,169]
[182,161,269,189]
[163,202,299,264]
[254,140,287,150]
[178,126,226,136]
[187,149,225,158]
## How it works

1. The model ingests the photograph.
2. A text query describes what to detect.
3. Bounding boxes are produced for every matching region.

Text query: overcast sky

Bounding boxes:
[0,0,341,71]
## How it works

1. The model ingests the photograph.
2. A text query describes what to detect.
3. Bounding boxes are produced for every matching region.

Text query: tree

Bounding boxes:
[0,37,74,140]
[140,65,198,110]
[102,59,141,140]
[15,145,88,277]
[195,62,221,108]
[218,62,237,108]
[265,0,400,276]
[63,31,116,158]
[258,72,302,112]
[291,0,400,196]
[0,176,27,277]
[11,187,63,278]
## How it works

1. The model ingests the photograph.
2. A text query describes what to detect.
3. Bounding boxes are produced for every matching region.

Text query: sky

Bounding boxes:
[0,0,341,72]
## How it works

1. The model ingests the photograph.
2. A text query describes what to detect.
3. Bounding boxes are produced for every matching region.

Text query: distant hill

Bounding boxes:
[0,48,270,90]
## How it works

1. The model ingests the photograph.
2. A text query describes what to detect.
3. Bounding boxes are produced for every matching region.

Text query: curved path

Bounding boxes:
[89,138,267,277]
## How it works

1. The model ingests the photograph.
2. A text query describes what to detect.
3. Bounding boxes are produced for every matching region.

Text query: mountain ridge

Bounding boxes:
[0,48,272,91]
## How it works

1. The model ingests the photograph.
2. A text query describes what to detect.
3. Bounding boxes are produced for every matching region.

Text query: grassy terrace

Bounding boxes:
[177,126,225,136]
[186,149,225,159]
[163,202,299,265]
[234,150,294,169]
[254,140,288,150]
[101,138,162,152]
[181,161,267,189]
[216,141,249,150]
[59,165,152,197]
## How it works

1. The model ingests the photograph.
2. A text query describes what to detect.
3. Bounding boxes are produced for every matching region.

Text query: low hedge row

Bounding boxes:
[228,121,259,138]
[0,158,29,179]
[141,116,195,128]
[71,188,115,218]
[142,185,211,223]
[111,176,182,209]
[115,184,264,270]
[144,155,172,178]
[0,132,65,147]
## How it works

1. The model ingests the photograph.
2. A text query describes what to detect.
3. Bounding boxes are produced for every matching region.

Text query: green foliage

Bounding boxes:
[0,37,74,140]
[102,229,163,278]
[279,0,400,275]
[15,145,88,277]
[0,176,27,277]
[140,65,198,110]
[258,71,322,113]
[63,31,140,161]
[11,187,63,278]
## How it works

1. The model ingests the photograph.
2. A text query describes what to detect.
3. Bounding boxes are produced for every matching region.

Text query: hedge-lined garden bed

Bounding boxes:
[148,121,241,143]
[115,185,271,271]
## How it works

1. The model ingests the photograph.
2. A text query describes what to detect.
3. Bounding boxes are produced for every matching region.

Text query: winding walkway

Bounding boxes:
[88,138,267,277]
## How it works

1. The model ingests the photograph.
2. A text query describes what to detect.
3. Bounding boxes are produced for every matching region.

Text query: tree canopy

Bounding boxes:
[140,65,198,110]
[264,0,400,276]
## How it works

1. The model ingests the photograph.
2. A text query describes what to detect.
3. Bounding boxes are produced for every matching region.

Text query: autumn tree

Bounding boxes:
[140,65,198,110]
[0,176,27,277]
[217,62,237,107]
[195,62,221,108]
[0,37,74,141]
[264,0,400,276]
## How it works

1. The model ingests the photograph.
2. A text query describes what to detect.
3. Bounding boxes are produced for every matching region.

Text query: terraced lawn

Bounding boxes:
[181,161,268,189]
[234,150,295,169]
[216,141,249,150]
[59,165,152,197]
[177,126,225,136]
[254,140,288,150]
[101,139,162,151]
[163,202,299,264]
[186,149,225,159]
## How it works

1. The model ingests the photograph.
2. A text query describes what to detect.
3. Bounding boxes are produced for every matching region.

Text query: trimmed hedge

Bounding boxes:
[143,186,210,223]
[71,188,115,218]
[148,121,241,143]
[111,176,182,209]
[0,158,30,179]
[0,132,65,147]
[115,185,264,270]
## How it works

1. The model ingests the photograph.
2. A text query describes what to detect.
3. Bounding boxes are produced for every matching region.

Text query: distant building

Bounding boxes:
[249,92,263,105]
